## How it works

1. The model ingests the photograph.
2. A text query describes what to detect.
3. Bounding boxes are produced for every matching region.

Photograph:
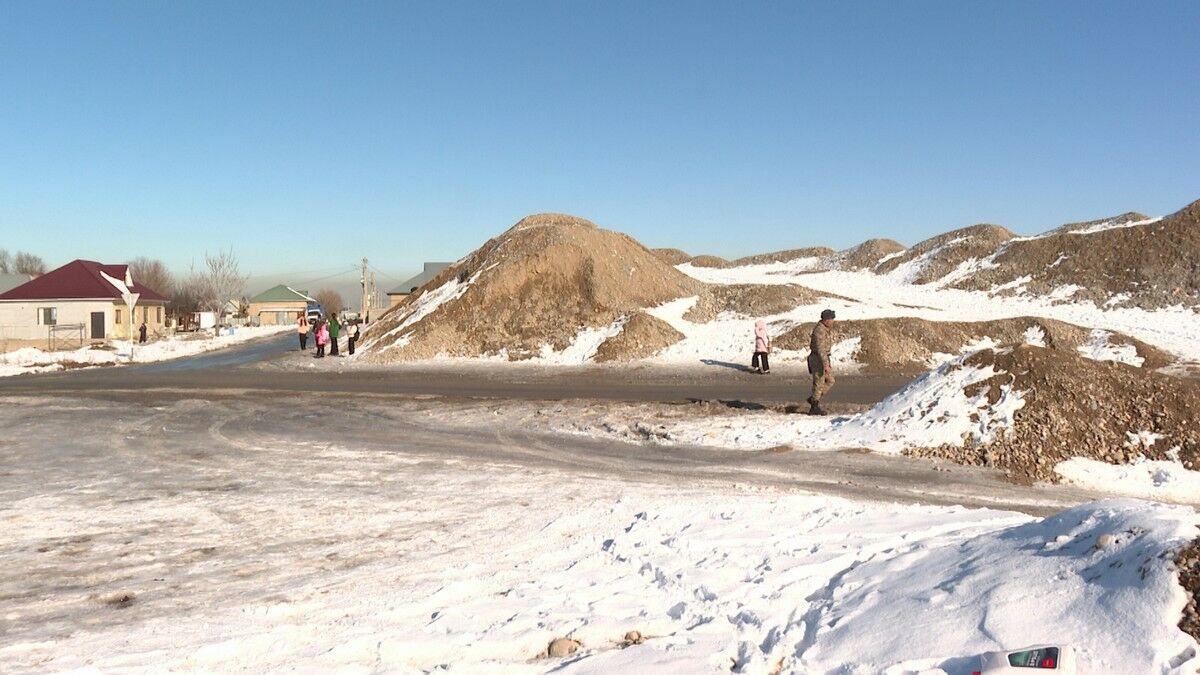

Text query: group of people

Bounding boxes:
[297,312,359,358]
[751,308,837,416]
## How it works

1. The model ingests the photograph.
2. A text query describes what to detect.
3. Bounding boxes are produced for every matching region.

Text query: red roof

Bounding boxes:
[0,260,169,302]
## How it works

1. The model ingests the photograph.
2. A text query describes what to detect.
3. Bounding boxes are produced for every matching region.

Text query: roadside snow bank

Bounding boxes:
[1057,456,1200,503]
[0,326,291,377]
[596,351,1022,453]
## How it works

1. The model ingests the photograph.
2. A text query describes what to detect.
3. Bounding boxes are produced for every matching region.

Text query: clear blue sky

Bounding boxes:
[2,1,1198,293]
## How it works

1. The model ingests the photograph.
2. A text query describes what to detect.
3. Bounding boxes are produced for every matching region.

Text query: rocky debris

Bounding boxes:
[360,213,703,361]
[651,248,692,265]
[594,312,684,362]
[775,316,1172,373]
[623,630,645,645]
[683,284,832,323]
[1176,538,1200,643]
[950,200,1200,309]
[904,344,1200,484]
[873,224,1015,283]
[547,637,581,658]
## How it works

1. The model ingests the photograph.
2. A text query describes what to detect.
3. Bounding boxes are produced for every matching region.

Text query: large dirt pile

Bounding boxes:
[775,316,1171,373]
[907,345,1200,483]
[359,213,703,361]
[873,224,1016,283]
[949,200,1200,309]
[729,246,835,266]
[593,312,685,362]
[683,284,832,323]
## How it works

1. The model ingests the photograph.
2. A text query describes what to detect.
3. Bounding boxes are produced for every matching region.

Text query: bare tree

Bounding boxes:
[0,249,10,274]
[314,288,344,317]
[127,257,176,299]
[12,251,46,276]
[194,249,248,335]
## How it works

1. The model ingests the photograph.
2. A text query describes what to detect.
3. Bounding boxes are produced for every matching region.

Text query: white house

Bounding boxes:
[0,260,170,341]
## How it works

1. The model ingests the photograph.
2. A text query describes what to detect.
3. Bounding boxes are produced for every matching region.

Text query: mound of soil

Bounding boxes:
[906,345,1200,484]
[730,246,835,267]
[873,224,1015,284]
[950,199,1200,309]
[687,255,730,268]
[651,248,692,265]
[1057,211,1150,234]
[360,213,703,361]
[774,316,1171,373]
[830,239,907,271]
[594,312,685,362]
[683,284,831,323]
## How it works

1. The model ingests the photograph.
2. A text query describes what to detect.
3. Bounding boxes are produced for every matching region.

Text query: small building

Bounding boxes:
[0,260,169,341]
[387,262,452,308]
[247,285,314,325]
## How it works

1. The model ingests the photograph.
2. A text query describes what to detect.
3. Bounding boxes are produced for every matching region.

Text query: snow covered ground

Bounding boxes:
[0,325,291,377]
[1,395,1196,674]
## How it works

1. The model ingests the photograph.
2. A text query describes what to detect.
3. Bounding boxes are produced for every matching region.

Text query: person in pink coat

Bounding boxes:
[315,320,330,358]
[752,319,770,374]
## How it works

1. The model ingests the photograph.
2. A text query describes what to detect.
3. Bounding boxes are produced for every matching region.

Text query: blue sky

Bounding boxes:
[1,1,1197,293]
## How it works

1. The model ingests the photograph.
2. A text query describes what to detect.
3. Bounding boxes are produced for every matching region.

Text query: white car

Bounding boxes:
[976,645,1076,674]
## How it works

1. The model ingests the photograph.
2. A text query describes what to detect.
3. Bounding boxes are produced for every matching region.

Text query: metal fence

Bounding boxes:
[48,323,86,351]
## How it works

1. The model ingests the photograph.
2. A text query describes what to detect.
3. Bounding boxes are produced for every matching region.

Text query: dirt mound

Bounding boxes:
[949,199,1200,309]
[906,345,1200,483]
[873,224,1015,284]
[360,213,703,361]
[594,312,684,362]
[830,239,907,271]
[651,248,692,265]
[687,255,730,268]
[683,284,832,323]
[775,316,1171,373]
[1057,211,1150,234]
[730,247,835,267]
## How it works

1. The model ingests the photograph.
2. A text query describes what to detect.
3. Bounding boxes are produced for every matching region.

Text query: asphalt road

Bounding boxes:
[0,332,917,406]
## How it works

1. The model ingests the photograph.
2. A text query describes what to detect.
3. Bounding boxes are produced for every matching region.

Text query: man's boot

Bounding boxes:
[809,399,826,415]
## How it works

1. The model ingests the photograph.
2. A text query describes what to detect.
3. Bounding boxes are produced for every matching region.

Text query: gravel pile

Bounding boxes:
[594,312,684,362]
[1176,539,1200,643]
[683,284,834,323]
[873,224,1015,283]
[905,345,1200,484]
[361,213,702,361]
[950,199,1200,309]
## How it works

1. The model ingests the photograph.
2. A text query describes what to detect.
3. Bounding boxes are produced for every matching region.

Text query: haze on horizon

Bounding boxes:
[2,1,1198,291]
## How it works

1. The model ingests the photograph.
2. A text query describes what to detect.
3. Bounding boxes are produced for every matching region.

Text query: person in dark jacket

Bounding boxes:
[807,309,836,415]
[347,321,360,355]
[138,321,148,344]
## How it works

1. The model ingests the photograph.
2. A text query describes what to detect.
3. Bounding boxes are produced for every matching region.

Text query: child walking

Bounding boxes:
[752,319,770,374]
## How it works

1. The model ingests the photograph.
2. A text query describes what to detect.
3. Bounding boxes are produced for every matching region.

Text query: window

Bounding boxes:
[115,309,121,324]
[156,307,162,323]
[37,307,57,325]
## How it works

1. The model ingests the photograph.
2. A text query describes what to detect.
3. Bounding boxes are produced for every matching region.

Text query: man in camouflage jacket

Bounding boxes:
[807,309,836,415]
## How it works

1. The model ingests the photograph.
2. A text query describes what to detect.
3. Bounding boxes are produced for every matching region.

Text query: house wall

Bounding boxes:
[0,299,168,342]
[387,293,409,309]
[248,300,307,325]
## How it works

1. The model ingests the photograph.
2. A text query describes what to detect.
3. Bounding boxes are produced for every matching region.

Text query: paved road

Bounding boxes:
[0,332,917,406]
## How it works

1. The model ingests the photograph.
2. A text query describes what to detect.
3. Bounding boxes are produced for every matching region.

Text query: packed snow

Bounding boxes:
[0,325,291,377]
[1,398,1196,674]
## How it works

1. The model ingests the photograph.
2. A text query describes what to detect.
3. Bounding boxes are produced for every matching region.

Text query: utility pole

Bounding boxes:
[360,257,369,323]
